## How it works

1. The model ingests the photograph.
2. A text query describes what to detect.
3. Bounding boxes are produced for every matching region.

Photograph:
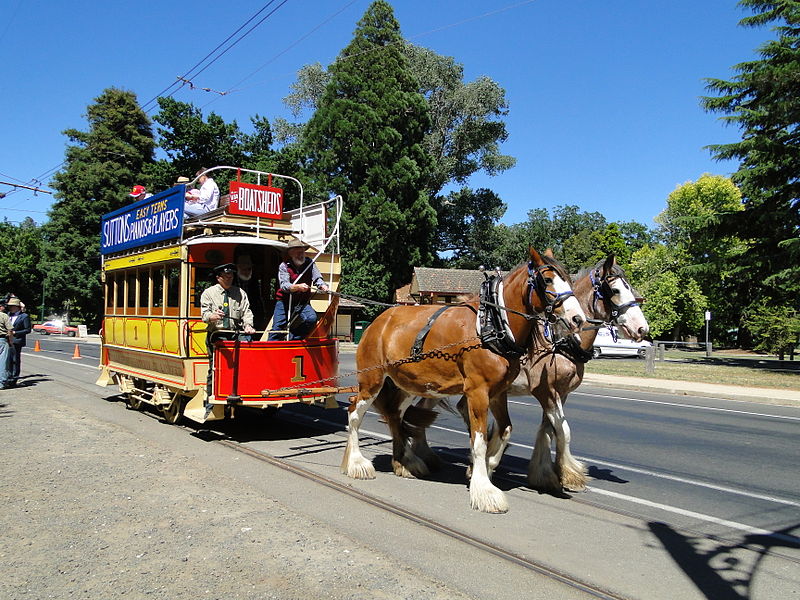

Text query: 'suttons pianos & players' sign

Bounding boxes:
[228,181,283,219]
[101,186,185,255]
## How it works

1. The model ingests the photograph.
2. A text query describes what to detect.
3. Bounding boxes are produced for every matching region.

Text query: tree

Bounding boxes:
[655,175,748,340]
[146,98,276,194]
[435,187,506,269]
[629,244,707,339]
[303,1,436,307]
[744,304,800,358]
[702,0,800,310]
[44,88,155,326]
[0,218,44,316]
[280,32,516,268]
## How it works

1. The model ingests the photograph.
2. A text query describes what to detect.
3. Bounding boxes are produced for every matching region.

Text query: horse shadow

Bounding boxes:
[0,402,12,418]
[648,520,800,599]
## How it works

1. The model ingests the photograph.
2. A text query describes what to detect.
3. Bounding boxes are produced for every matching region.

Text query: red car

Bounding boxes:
[33,320,79,337]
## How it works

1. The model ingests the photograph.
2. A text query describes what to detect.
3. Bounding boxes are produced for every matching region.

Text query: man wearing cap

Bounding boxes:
[6,297,31,387]
[269,239,329,341]
[0,300,13,390]
[129,185,151,202]
[184,168,219,217]
[200,263,255,398]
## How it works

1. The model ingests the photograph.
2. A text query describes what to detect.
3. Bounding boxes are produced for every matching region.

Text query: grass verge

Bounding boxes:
[585,351,799,390]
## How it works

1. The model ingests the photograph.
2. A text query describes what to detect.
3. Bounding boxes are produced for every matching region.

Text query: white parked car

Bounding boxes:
[592,326,652,359]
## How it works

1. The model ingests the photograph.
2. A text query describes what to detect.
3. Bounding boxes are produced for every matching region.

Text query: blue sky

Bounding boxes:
[0,0,771,229]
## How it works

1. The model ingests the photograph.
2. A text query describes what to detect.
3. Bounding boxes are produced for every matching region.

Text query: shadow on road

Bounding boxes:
[648,520,800,599]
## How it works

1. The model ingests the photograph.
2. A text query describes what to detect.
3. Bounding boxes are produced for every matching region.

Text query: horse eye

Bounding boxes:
[544,277,553,285]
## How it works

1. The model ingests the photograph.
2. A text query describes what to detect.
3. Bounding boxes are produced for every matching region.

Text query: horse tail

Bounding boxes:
[402,403,439,431]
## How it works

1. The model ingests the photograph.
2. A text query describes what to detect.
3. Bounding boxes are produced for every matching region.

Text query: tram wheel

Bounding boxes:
[161,397,184,424]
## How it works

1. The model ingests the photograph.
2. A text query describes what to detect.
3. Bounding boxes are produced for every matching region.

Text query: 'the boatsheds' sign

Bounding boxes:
[228,181,283,219]
[101,186,185,254]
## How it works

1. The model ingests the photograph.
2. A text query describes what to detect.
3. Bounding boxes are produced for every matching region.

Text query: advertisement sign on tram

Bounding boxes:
[101,186,185,255]
[228,181,283,219]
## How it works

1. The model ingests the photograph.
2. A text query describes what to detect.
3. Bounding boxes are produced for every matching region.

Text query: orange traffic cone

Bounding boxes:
[71,344,82,360]
[34,339,41,352]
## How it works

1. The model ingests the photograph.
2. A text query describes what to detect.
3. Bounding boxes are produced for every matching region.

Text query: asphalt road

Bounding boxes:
[11,339,800,599]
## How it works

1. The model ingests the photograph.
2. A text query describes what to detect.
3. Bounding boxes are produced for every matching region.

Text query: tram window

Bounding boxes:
[115,272,124,314]
[126,271,137,314]
[105,272,114,311]
[138,269,149,315]
[190,265,213,317]
[166,265,180,316]
[152,266,164,312]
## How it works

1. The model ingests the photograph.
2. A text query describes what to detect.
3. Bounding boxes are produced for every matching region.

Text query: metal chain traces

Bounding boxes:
[265,336,483,395]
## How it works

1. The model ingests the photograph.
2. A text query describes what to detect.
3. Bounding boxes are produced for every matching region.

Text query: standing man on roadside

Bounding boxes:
[6,297,32,387]
[0,300,13,390]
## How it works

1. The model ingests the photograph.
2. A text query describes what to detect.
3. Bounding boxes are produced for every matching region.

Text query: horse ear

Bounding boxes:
[529,247,544,265]
[602,254,615,275]
[544,247,555,258]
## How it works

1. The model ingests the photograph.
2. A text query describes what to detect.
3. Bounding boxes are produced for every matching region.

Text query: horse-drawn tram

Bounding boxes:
[96,167,344,424]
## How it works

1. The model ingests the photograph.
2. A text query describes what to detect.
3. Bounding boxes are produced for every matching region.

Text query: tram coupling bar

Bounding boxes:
[260,385,357,398]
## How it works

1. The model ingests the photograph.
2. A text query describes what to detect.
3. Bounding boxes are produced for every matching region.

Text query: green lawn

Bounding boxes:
[585,350,800,390]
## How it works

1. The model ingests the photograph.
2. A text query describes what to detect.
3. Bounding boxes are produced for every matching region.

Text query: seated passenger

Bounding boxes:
[184,168,220,216]
[268,239,329,341]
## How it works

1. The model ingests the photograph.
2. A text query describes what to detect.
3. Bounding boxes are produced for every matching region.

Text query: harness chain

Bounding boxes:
[264,337,483,396]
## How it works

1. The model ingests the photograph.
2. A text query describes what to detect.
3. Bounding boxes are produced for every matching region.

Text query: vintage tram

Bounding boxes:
[95,167,343,424]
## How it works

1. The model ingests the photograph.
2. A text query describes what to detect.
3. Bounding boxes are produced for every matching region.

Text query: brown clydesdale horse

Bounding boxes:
[523,255,649,492]
[341,248,587,513]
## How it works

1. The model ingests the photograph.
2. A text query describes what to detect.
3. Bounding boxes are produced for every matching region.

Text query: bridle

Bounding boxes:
[589,268,640,340]
[526,261,576,324]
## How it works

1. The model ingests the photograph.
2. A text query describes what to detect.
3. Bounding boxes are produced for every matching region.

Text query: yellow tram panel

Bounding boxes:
[103,246,184,271]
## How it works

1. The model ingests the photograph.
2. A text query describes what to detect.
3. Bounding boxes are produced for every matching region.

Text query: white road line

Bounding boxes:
[358,408,800,507]
[509,394,800,421]
[588,487,800,545]
[27,353,98,370]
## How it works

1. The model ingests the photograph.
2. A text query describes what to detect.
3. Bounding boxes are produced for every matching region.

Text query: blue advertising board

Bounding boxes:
[101,185,185,255]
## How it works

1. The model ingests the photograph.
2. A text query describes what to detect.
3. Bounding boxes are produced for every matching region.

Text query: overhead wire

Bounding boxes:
[7,0,295,213]
[9,0,537,219]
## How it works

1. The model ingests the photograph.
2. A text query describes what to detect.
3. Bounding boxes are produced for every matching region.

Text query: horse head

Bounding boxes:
[526,248,586,334]
[591,255,649,341]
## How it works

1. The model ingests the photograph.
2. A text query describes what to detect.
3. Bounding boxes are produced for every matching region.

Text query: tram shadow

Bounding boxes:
[648,520,800,599]
[194,401,349,444]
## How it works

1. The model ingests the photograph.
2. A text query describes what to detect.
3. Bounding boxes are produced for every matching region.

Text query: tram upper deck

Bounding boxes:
[96,167,343,423]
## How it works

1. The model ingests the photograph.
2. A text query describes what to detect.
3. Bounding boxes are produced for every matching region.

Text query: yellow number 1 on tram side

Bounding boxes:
[290,355,305,382]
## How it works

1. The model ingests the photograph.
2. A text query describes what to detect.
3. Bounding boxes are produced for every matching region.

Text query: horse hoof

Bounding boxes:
[343,458,376,480]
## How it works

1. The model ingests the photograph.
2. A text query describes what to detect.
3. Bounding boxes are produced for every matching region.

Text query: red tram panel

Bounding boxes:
[213,339,338,401]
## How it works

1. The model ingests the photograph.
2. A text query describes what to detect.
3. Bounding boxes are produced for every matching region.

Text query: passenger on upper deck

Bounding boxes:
[268,239,329,341]
[200,263,255,397]
[129,185,152,202]
[184,168,220,217]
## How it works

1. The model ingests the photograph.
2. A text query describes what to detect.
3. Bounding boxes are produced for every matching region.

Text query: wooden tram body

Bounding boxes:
[95,167,343,423]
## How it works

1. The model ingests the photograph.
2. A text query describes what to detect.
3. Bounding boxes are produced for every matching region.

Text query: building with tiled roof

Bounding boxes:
[396,267,507,305]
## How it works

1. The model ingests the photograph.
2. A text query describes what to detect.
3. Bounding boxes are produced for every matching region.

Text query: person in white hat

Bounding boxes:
[6,297,31,387]
[0,300,13,389]
[268,239,329,341]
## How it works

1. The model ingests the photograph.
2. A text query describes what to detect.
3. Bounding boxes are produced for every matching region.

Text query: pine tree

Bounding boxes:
[44,88,155,326]
[303,1,436,307]
[702,0,800,307]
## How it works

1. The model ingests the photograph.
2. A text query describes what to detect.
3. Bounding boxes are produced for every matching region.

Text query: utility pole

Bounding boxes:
[705,311,712,358]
